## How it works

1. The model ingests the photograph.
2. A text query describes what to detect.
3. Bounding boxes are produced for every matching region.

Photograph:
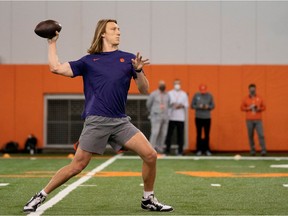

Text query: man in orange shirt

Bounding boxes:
[241,84,267,156]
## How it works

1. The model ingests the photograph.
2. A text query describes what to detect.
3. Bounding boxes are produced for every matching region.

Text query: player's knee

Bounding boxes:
[144,149,157,164]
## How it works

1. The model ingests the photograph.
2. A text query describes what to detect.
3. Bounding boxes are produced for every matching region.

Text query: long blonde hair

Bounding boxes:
[87,19,117,54]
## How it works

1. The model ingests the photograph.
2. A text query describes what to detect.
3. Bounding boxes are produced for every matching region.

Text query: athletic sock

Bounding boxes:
[40,189,48,197]
[143,191,154,199]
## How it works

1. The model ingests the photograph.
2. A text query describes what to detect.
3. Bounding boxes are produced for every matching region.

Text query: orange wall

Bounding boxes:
[1,64,288,152]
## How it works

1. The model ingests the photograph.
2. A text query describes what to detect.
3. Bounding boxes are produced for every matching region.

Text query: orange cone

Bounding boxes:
[67,153,74,159]
[3,153,11,158]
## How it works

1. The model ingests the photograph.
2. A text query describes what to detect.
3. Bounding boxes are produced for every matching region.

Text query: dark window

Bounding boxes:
[126,99,151,139]
[46,99,84,145]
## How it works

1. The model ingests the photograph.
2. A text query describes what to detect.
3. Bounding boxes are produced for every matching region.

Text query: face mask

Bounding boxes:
[159,85,166,92]
[174,84,181,91]
[249,89,256,96]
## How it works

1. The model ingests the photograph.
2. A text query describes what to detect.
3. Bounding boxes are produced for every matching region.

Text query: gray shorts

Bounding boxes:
[78,115,139,154]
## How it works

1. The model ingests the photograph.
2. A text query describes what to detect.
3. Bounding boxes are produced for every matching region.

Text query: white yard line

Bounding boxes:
[211,184,221,187]
[28,153,122,216]
[120,155,288,160]
[270,164,288,168]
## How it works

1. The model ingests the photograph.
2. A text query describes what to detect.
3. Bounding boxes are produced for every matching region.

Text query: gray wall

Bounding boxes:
[1,1,288,64]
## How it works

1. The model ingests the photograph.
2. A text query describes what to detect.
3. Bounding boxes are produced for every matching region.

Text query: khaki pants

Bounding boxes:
[246,120,266,154]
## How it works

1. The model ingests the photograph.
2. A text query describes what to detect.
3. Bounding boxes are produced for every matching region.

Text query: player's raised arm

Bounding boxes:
[132,52,150,94]
[48,32,73,77]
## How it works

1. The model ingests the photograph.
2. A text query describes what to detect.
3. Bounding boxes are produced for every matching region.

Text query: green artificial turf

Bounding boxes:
[0,154,287,215]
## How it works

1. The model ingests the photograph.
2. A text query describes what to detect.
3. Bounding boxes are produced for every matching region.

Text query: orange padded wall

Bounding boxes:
[0,64,288,152]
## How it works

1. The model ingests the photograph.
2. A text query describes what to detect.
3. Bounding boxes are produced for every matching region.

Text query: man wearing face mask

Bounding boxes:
[165,79,189,155]
[241,83,267,156]
[146,80,170,153]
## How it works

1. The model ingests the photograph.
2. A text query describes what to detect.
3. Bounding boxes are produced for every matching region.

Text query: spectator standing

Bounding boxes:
[165,79,189,155]
[241,83,267,156]
[191,84,215,156]
[146,80,170,153]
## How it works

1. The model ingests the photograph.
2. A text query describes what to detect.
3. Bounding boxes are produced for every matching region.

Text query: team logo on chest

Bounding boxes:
[120,58,125,62]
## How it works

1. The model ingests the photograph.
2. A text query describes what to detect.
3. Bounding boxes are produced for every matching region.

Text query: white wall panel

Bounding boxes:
[46,1,83,62]
[1,1,288,64]
[150,1,187,64]
[221,1,256,64]
[186,1,221,64]
[257,1,288,64]
[117,2,151,60]
[11,1,47,63]
[81,1,118,58]
[0,2,12,63]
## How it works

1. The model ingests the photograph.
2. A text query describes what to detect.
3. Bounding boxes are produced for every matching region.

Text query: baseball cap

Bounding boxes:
[199,84,207,93]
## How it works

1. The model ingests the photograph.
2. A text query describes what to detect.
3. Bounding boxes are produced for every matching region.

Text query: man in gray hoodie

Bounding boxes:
[191,84,215,156]
[146,80,170,153]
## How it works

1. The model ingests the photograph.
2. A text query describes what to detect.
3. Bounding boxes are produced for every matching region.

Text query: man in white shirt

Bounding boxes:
[165,79,189,155]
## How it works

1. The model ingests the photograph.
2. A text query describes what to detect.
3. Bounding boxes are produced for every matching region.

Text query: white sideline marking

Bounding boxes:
[0,183,9,186]
[270,164,288,168]
[119,155,288,161]
[28,153,122,216]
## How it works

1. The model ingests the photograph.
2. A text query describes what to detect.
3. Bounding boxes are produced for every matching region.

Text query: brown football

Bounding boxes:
[34,20,62,39]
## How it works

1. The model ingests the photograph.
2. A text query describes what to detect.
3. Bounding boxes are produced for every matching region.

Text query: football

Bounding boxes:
[34,19,62,39]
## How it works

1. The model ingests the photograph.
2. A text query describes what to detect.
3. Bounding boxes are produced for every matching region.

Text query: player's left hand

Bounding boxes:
[132,52,150,71]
